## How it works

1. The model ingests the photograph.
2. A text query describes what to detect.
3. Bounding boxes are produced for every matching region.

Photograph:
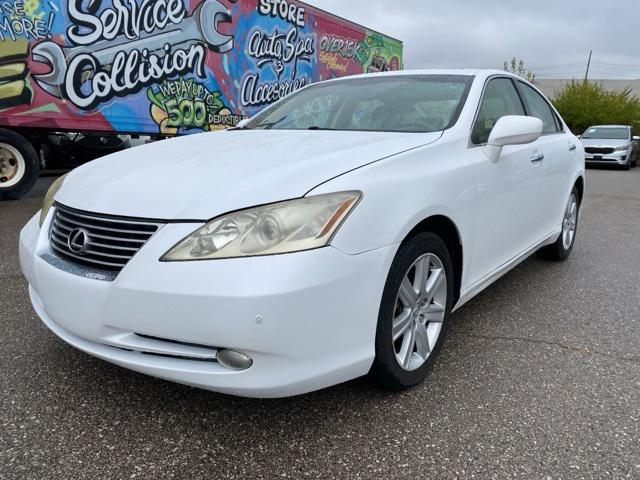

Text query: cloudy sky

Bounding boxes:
[305,0,640,80]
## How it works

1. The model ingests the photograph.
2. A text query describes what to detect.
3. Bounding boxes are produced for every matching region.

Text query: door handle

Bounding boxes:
[530,152,545,163]
[568,143,577,151]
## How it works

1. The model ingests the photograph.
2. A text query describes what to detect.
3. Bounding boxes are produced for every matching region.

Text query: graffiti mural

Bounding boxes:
[0,0,403,135]
[239,5,315,114]
[147,78,238,134]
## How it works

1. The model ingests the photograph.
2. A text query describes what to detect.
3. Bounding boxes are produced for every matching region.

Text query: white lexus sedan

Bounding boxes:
[19,70,585,398]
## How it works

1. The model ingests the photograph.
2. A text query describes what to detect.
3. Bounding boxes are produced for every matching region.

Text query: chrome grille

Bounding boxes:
[50,204,162,272]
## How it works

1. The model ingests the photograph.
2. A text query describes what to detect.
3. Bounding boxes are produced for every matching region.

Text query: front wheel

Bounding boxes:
[371,232,454,391]
[540,187,580,261]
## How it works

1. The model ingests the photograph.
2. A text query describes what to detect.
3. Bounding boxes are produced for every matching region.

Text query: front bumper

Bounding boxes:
[19,210,397,398]
[585,150,630,166]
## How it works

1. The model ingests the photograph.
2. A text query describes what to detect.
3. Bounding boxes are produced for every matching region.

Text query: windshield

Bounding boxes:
[582,127,630,140]
[246,75,474,133]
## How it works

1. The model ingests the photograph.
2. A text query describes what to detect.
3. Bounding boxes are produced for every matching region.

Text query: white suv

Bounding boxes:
[581,125,639,170]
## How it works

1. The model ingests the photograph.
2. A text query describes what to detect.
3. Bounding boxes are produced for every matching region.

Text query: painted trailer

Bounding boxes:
[0,0,403,199]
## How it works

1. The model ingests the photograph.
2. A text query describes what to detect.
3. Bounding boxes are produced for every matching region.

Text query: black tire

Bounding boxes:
[0,128,39,200]
[371,232,454,391]
[39,142,52,170]
[539,187,580,262]
[623,161,631,171]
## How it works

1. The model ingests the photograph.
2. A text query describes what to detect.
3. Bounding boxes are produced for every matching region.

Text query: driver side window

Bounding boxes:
[472,78,525,145]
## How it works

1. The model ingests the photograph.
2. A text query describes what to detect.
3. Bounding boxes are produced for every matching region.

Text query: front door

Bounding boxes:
[465,77,543,286]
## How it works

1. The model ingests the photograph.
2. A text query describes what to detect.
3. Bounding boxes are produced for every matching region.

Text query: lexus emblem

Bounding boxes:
[68,228,90,254]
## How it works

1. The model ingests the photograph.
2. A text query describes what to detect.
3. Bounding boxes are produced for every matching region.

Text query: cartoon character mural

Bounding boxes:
[0,0,403,135]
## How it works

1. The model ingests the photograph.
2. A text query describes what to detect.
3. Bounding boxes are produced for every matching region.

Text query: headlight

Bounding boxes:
[614,144,630,152]
[39,174,67,226]
[161,191,362,261]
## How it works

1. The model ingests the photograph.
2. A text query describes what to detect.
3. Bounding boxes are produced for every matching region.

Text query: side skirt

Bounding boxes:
[453,230,561,312]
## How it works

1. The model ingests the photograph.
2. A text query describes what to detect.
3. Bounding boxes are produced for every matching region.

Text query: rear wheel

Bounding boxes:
[371,232,454,391]
[39,142,52,170]
[0,128,39,200]
[540,187,579,261]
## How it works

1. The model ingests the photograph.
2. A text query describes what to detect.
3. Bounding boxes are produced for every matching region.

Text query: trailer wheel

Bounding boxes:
[39,142,52,170]
[0,128,39,200]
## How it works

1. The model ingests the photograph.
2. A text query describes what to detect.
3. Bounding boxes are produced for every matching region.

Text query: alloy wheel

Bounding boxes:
[392,253,447,371]
[562,193,578,250]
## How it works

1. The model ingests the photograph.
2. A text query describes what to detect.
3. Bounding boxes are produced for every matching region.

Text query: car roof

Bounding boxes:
[322,68,519,83]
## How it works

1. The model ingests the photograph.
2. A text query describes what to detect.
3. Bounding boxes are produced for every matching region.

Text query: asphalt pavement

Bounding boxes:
[1,169,639,479]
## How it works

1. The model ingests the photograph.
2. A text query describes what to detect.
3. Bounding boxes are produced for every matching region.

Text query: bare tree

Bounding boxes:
[503,57,535,82]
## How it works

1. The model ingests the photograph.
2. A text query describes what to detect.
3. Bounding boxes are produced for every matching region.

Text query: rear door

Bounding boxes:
[466,77,543,285]
[516,81,576,237]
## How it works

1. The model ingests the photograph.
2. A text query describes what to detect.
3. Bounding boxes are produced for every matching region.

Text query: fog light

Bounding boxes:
[217,349,253,370]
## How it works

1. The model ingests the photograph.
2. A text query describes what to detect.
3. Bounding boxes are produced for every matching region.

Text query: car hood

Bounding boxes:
[56,129,441,220]
[581,138,630,148]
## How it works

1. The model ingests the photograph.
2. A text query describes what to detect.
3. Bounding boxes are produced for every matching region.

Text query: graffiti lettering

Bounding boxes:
[0,0,24,16]
[66,44,205,109]
[247,26,313,78]
[67,0,186,45]
[148,77,240,134]
[258,0,305,28]
[319,35,357,59]
[241,3,315,111]
[0,1,53,41]
[0,0,404,135]
[318,51,347,73]
[0,15,48,40]
[31,0,233,107]
[241,71,307,108]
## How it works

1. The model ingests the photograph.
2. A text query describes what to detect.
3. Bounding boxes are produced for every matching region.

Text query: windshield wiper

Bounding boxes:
[307,126,335,131]
[253,116,289,130]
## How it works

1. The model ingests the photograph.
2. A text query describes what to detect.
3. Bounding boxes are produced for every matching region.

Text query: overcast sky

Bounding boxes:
[305,0,640,80]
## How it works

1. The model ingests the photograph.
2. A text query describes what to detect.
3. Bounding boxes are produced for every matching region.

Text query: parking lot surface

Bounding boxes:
[1,170,640,479]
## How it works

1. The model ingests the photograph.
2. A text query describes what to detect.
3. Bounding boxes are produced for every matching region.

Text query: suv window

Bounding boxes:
[472,78,525,144]
[518,82,562,134]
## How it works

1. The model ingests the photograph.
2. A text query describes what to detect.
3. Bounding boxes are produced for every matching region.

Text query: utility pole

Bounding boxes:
[584,50,593,82]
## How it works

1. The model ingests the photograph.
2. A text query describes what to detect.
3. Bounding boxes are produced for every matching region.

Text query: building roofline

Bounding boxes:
[296,0,403,44]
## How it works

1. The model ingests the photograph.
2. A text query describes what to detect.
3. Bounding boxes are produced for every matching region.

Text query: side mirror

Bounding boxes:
[484,115,544,162]
[633,136,640,142]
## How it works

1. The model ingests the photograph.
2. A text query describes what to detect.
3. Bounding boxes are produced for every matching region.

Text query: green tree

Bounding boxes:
[503,57,535,82]
[552,81,640,134]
